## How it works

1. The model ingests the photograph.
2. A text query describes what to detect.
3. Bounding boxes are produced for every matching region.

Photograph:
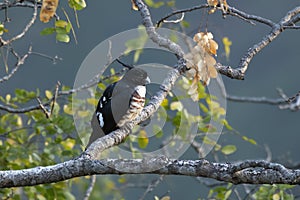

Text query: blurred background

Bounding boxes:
[1,0,300,199]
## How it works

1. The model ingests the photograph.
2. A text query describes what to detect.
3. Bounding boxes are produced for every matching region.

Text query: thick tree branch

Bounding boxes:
[1,157,300,188]
[2,0,300,190]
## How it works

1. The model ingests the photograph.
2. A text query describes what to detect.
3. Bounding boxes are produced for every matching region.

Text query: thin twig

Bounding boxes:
[1,3,38,46]
[83,175,96,200]
[139,175,165,200]
[163,13,185,24]
[0,127,33,138]
[0,66,128,113]
[36,97,50,118]
[157,4,209,27]
[50,81,61,117]
[0,46,32,83]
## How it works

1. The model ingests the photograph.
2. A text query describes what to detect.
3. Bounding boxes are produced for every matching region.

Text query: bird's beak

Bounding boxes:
[145,77,151,84]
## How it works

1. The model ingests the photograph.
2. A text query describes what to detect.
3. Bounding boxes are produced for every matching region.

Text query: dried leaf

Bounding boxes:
[193,32,203,42]
[131,0,139,10]
[184,32,219,100]
[207,39,218,55]
[40,0,59,23]
[220,0,228,12]
[208,65,218,78]
[207,0,218,6]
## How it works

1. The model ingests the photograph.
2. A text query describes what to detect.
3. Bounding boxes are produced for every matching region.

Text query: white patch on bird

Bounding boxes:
[135,86,146,97]
[100,102,103,108]
[97,112,104,127]
[102,96,106,102]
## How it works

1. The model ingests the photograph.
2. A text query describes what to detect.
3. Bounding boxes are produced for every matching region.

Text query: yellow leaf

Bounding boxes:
[138,130,149,149]
[61,138,75,150]
[170,101,183,111]
[40,0,59,23]
[45,90,53,99]
[6,138,16,145]
[63,105,73,115]
[118,176,126,184]
[272,193,280,200]
[161,98,169,108]
[16,116,22,127]
[78,110,89,117]
[87,98,98,106]
[105,180,116,190]
[6,94,11,102]
[222,37,232,61]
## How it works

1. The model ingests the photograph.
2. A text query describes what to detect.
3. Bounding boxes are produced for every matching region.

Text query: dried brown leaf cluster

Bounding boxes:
[184,32,218,101]
[207,0,228,14]
[40,0,59,23]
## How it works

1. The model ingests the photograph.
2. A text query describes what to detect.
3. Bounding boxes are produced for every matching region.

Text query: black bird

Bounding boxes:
[87,68,150,148]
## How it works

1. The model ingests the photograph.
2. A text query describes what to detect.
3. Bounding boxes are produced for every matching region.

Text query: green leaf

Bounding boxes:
[55,27,68,34]
[199,103,209,113]
[97,82,107,90]
[55,20,69,28]
[144,0,164,8]
[69,0,86,10]
[242,136,257,145]
[181,20,190,28]
[166,1,175,7]
[224,190,232,200]
[40,27,55,36]
[221,145,237,155]
[56,34,70,43]
[222,119,233,130]
[124,25,148,63]
[0,24,8,35]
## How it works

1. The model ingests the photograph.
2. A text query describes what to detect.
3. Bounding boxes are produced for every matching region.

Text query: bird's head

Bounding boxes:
[123,68,150,86]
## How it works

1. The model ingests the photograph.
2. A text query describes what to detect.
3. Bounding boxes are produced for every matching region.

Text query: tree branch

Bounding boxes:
[1,157,300,188]
[157,4,300,80]
[0,46,32,83]
[2,0,300,191]
[0,2,38,46]
[83,175,96,200]
[226,89,300,111]
[134,0,184,57]
[0,66,128,113]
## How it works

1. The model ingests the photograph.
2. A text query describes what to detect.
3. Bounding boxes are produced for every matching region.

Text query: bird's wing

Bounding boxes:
[86,112,106,149]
